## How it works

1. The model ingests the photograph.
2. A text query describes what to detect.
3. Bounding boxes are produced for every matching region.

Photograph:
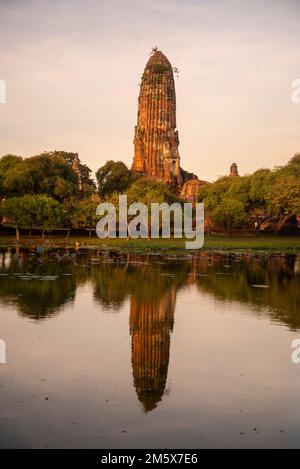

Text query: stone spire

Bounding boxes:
[132,49,182,189]
[229,162,239,177]
[71,153,82,191]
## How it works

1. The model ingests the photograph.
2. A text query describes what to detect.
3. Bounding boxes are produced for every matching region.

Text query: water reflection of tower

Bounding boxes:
[129,287,176,412]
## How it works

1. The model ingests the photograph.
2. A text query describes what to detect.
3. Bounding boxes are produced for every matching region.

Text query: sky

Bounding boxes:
[0,0,300,182]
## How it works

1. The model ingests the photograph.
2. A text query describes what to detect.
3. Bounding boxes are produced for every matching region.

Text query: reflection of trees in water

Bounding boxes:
[0,248,189,411]
[91,265,129,310]
[1,248,300,411]
[0,248,88,320]
[0,249,299,329]
[0,276,76,320]
[0,249,189,321]
[194,253,300,330]
[91,255,188,310]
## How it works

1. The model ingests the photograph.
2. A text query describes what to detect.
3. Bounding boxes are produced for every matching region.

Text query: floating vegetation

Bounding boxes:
[251,284,270,288]
[38,276,59,281]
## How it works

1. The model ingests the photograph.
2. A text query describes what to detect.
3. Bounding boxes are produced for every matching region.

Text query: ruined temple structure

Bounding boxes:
[229,162,239,177]
[130,288,176,412]
[132,49,198,193]
[180,178,207,204]
[71,153,82,191]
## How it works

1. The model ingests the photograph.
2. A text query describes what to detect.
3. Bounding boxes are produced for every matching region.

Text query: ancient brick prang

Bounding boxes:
[132,50,183,191]
[180,178,208,204]
[71,153,82,191]
[230,163,239,177]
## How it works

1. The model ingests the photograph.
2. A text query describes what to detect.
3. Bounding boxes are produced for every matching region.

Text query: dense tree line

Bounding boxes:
[197,154,300,233]
[1,151,299,239]
[0,151,98,239]
[0,153,177,239]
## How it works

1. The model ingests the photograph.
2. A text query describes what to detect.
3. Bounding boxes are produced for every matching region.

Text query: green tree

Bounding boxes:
[45,151,96,198]
[34,195,63,238]
[197,159,300,234]
[96,161,138,197]
[0,195,59,240]
[0,154,23,178]
[0,153,78,201]
[61,198,78,237]
[0,196,28,240]
[197,177,229,211]
[211,197,247,234]
[277,153,300,178]
[78,163,97,197]
[106,178,181,237]
[197,178,249,234]
[69,196,100,237]
[125,177,179,206]
[249,169,273,211]
[266,175,300,232]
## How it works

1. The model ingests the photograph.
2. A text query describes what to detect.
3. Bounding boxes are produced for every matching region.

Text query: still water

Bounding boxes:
[0,247,300,448]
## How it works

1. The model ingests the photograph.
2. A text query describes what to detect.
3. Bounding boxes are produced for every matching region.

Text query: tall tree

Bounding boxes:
[0,195,63,240]
[69,196,100,237]
[96,161,138,197]
[267,175,300,232]
[0,153,78,201]
[211,197,247,234]
[45,151,96,198]
[34,195,63,238]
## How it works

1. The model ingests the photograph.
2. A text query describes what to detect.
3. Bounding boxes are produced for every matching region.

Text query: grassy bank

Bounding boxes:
[0,234,299,252]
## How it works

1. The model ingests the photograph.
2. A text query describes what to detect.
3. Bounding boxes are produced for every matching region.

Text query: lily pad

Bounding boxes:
[251,284,270,288]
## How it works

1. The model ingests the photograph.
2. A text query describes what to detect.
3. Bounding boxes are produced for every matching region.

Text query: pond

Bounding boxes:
[0,247,300,448]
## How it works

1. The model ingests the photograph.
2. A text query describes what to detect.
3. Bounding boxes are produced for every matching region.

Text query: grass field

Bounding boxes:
[0,234,300,252]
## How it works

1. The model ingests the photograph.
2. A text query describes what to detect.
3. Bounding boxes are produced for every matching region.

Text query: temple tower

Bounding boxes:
[71,153,82,191]
[132,49,183,189]
[229,163,239,177]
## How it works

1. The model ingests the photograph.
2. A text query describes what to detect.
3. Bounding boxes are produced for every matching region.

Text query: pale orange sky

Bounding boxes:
[0,0,300,181]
